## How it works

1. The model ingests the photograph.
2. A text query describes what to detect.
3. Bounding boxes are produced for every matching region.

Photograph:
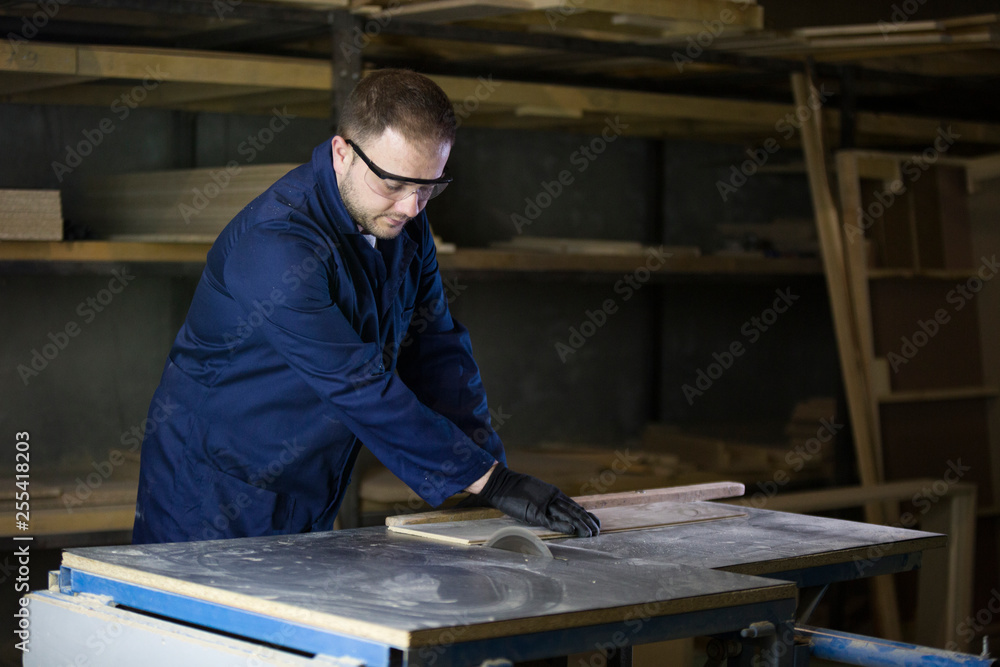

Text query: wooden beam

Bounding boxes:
[1,42,329,89]
[566,0,763,28]
[5,42,1000,144]
[371,0,539,24]
[792,71,902,640]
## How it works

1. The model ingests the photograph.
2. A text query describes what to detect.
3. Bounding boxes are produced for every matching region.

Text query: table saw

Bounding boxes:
[22,483,976,666]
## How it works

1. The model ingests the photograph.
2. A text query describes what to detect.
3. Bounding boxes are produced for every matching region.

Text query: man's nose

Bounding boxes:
[394,192,422,218]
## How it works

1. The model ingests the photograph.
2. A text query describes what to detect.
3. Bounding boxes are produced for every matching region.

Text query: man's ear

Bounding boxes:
[331,136,352,177]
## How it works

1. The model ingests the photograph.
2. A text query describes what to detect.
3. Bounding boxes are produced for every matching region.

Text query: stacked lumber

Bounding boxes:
[490,236,701,256]
[0,189,63,241]
[0,479,137,538]
[73,165,298,242]
[715,13,1000,59]
[642,396,842,484]
[366,0,764,40]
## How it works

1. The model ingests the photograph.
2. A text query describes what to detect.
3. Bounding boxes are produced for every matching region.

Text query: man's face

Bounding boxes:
[332,127,451,240]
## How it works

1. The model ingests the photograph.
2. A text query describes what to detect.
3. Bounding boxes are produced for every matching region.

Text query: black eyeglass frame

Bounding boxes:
[345,139,452,186]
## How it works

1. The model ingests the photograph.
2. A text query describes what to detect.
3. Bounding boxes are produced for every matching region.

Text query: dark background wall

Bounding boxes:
[0,103,840,477]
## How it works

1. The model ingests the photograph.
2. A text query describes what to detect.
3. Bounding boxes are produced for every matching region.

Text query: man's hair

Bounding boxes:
[337,69,456,148]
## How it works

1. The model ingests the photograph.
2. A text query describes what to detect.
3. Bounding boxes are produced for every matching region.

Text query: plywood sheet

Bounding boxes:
[63,528,793,648]
[0,189,62,240]
[72,165,298,240]
[387,500,745,545]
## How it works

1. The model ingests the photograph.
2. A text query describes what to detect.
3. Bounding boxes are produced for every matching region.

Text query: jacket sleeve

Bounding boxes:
[222,221,497,507]
[394,222,507,468]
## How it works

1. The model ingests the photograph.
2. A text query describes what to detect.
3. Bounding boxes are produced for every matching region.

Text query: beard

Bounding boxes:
[339,173,412,240]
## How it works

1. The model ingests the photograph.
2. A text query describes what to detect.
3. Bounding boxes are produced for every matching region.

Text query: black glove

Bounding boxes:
[476,466,600,537]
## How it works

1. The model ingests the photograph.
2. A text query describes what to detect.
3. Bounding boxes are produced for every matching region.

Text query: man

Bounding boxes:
[132,69,599,544]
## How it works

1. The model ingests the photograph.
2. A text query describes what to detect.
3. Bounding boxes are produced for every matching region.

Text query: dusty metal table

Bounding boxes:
[24,503,944,666]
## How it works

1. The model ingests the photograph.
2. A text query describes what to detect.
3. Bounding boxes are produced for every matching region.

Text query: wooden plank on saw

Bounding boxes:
[388,499,746,545]
[385,481,746,527]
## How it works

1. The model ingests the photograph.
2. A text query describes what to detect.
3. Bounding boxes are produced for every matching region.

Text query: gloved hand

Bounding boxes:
[475,466,600,537]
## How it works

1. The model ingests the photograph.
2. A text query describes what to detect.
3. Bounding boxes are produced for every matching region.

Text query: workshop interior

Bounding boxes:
[1,0,1000,665]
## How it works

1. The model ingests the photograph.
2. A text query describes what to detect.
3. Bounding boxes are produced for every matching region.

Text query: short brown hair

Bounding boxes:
[337,69,456,148]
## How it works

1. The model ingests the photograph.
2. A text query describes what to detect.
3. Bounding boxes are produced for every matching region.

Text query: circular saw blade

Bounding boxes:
[483,526,554,559]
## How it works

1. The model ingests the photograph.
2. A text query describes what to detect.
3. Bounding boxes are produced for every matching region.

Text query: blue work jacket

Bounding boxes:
[132,140,505,544]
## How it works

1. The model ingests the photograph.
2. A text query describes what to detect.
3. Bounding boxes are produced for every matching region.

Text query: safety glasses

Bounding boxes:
[346,139,452,203]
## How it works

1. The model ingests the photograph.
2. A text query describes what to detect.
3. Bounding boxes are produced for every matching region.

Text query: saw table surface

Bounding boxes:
[549,501,947,583]
[59,527,794,648]
[38,501,946,666]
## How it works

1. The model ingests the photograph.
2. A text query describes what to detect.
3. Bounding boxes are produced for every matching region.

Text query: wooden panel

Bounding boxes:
[388,500,746,545]
[63,528,794,648]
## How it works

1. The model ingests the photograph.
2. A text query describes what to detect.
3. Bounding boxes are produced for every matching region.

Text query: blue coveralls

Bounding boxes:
[131,140,505,544]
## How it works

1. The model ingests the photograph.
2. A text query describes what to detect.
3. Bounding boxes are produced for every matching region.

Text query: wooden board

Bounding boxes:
[384,481,746,526]
[387,499,746,545]
[0,188,62,240]
[62,528,794,648]
[794,74,901,639]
